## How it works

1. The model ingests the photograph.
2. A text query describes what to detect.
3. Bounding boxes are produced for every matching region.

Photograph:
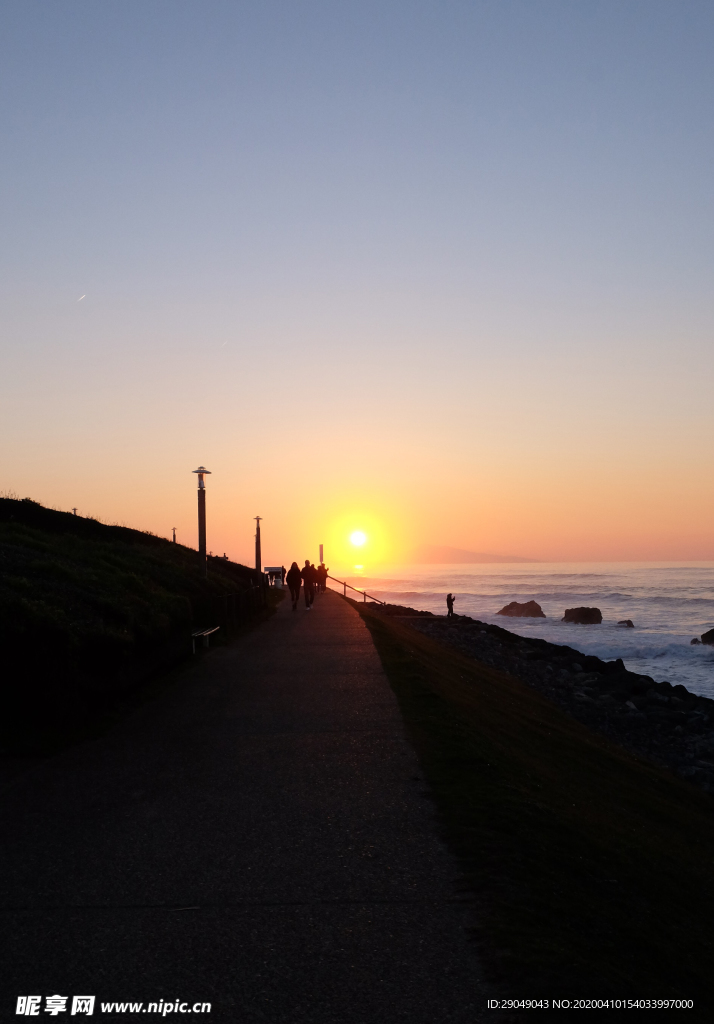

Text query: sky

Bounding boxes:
[1,0,713,568]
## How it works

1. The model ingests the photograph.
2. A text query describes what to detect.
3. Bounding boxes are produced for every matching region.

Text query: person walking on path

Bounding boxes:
[446,593,455,618]
[301,560,315,609]
[317,563,327,593]
[286,562,302,611]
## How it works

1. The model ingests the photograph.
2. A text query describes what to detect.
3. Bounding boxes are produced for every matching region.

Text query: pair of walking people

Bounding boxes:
[286,560,320,611]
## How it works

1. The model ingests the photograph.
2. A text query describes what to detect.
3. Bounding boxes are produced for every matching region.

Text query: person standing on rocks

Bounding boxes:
[446,593,455,619]
[286,562,302,611]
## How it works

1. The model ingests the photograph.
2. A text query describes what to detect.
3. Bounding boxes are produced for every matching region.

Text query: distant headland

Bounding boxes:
[411,544,538,564]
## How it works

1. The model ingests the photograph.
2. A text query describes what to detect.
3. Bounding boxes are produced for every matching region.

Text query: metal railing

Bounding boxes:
[327,574,386,606]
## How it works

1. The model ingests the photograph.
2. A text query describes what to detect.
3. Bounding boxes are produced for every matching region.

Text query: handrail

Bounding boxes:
[326,574,386,606]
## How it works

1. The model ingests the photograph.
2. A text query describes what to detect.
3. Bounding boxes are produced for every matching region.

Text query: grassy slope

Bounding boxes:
[354,601,714,1015]
[0,499,262,749]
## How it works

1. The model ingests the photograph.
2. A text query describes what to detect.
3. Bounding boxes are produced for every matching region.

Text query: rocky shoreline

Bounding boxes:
[375,604,714,795]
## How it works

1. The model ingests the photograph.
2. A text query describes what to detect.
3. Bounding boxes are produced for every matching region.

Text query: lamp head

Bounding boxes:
[192,466,211,489]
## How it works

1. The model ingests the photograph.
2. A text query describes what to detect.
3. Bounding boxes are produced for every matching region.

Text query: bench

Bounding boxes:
[191,626,220,654]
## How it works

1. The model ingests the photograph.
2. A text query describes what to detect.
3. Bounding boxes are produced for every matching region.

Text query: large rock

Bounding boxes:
[562,606,602,625]
[496,600,545,618]
[618,619,635,628]
[701,628,714,646]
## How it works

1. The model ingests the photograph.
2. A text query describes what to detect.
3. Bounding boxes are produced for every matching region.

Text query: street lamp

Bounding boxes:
[192,466,211,577]
[254,516,262,573]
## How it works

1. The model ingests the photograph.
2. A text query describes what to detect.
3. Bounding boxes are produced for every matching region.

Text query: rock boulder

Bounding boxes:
[562,607,602,625]
[701,628,714,646]
[496,600,546,618]
[617,619,635,628]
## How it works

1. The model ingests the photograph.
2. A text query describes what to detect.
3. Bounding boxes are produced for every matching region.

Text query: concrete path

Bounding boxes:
[1,590,488,1022]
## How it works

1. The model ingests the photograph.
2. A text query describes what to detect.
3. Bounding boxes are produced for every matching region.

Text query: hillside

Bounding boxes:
[0,498,263,749]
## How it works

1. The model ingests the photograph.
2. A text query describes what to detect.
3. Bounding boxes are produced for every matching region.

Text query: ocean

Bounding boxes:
[329,562,714,700]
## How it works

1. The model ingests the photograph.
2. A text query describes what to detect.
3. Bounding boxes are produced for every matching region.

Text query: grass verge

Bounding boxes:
[354,601,714,1018]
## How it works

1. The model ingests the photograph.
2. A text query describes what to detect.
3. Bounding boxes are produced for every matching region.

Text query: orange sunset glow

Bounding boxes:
[1,4,713,569]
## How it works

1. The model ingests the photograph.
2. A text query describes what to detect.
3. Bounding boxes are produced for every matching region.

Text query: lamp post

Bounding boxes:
[192,466,211,577]
[254,516,262,573]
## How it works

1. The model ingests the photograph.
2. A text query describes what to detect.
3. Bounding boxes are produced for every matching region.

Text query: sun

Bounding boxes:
[350,530,367,547]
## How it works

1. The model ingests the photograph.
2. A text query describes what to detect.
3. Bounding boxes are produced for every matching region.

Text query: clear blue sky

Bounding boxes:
[2,1,713,561]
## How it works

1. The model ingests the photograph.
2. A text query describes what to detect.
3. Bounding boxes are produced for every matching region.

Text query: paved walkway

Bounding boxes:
[1,590,487,1022]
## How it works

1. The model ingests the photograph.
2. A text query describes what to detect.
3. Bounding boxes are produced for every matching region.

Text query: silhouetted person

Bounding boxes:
[301,560,315,609]
[446,593,455,618]
[281,565,286,585]
[317,563,327,593]
[286,562,302,611]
